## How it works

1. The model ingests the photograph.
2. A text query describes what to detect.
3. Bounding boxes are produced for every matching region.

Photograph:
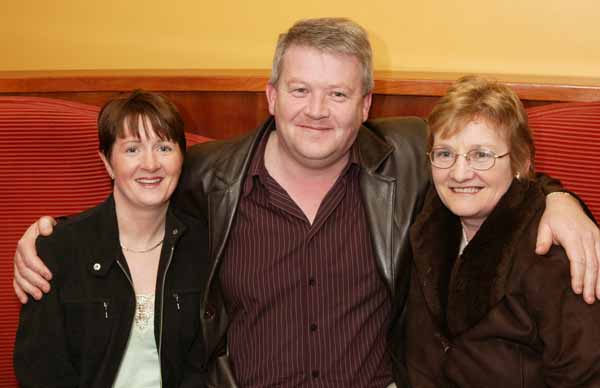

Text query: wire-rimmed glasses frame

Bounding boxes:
[427,147,511,171]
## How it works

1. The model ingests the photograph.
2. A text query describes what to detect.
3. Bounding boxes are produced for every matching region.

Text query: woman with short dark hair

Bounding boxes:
[14,91,209,388]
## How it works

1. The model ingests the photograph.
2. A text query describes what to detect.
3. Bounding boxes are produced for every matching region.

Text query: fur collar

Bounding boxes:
[410,179,545,336]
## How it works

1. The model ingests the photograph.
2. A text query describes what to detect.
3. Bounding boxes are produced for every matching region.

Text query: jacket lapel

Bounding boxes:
[87,195,123,278]
[357,127,397,292]
[208,186,241,263]
[410,187,461,326]
[207,118,274,264]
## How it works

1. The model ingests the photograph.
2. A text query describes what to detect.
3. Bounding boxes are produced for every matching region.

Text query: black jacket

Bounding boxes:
[173,116,432,387]
[14,195,210,388]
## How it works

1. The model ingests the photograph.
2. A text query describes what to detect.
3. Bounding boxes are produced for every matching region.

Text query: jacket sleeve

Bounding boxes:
[13,235,79,388]
[522,248,600,387]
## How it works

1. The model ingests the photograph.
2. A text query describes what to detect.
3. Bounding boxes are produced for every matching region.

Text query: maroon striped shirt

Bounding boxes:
[220,130,393,387]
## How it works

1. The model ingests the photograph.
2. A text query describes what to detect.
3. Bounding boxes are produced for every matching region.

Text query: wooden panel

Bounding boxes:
[2,70,599,138]
[369,94,553,121]
[3,90,269,139]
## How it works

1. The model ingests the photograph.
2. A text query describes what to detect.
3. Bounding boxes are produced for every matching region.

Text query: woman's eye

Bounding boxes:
[435,149,452,158]
[473,150,493,160]
[158,144,173,152]
[125,146,139,154]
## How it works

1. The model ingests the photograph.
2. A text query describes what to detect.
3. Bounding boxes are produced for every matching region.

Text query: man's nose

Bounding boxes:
[305,93,329,119]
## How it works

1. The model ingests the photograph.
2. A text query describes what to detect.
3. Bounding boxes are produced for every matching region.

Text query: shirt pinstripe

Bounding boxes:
[220,130,393,387]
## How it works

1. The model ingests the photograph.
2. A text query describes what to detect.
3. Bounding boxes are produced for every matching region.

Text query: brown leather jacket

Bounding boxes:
[173,116,430,387]
[406,180,600,387]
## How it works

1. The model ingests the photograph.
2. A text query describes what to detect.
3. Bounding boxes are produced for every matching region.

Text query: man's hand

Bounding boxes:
[13,216,57,303]
[536,193,600,304]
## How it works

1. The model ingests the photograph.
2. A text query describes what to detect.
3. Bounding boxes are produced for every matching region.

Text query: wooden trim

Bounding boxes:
[2,70,600,102]
[0,69,271,93]
[372,71,600,101]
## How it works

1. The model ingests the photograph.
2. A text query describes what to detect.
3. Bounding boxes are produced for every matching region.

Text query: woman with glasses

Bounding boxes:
[405,76,600,387]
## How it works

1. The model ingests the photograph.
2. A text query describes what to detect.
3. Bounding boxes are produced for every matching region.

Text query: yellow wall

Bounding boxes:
[2,0,600,77]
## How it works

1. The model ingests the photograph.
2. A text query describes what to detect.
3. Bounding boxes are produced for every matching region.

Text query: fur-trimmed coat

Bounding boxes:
[406,180,600,388]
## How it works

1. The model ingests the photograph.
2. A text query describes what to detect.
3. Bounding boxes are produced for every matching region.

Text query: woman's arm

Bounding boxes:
[523,248,600,387]
[13,235,79,388]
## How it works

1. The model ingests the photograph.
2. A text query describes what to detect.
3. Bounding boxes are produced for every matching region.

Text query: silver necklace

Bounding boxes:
[120,238,164,254]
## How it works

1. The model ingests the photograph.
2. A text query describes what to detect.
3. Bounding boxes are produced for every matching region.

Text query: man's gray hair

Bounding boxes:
[270,17,374,95]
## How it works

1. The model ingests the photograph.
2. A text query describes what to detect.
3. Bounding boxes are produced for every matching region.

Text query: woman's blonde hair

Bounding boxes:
[428,75,535,179]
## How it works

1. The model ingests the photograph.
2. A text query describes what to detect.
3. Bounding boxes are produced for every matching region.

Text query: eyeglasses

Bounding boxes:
[428,147,510,170]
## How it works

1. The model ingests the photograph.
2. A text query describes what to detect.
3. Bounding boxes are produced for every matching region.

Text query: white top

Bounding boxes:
[113,294,161,388]
[459,224,470,256]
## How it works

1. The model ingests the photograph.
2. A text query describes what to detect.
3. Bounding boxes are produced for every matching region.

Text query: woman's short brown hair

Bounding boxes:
[98,90,185,159]
[427,75,535,179]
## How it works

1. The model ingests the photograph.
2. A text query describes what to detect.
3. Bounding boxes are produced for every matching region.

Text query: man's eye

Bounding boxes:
[331,91,347,99]
[291,88,308,96]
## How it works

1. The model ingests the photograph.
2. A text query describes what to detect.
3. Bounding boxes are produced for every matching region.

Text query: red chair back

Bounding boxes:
[527,102,600,220]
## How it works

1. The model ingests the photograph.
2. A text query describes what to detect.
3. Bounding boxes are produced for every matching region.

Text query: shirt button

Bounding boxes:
[92,263,101,271]
[203,305,216,320]
[172,228,179,235]
[311,370,319,378]
[309,323,317,332]
[308,277,315,286]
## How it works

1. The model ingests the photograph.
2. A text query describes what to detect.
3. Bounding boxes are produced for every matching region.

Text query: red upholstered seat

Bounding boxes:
[527,102,600,220]
[0,96,211,387]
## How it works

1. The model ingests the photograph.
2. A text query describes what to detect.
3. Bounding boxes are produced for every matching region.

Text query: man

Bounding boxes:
[14,18,600,387]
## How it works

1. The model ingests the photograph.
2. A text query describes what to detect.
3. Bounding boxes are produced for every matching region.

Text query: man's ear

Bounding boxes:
[361,92,373,123]
[98,152,114,180]
[266,82,278,116]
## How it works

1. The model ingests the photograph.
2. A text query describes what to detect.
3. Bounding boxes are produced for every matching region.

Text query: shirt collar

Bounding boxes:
[243,127,361,197]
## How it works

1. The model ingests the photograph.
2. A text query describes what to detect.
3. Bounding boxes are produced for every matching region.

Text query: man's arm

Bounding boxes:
[536,173,600,303]
[537,191,600,303]
[13,216,56,303]
[12,174,600,306]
